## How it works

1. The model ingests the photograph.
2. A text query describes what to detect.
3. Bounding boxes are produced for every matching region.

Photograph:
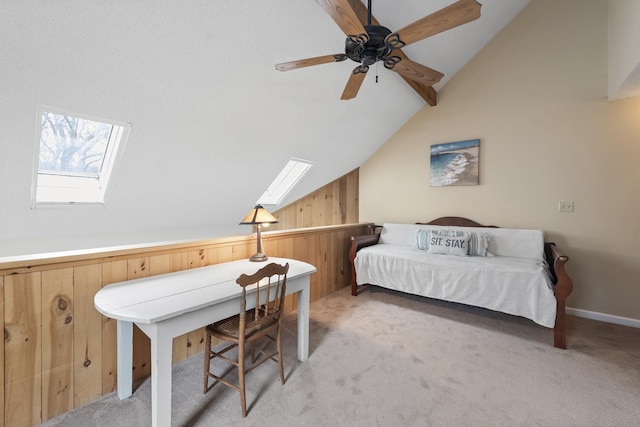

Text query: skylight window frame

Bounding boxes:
[31,105,131,209]
[257,158,314,207]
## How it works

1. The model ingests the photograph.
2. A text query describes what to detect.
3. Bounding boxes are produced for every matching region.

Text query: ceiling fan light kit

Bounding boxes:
[275,0,482,102]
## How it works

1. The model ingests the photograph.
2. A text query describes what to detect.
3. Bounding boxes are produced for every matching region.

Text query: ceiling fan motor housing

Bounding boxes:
[345,25,394,66]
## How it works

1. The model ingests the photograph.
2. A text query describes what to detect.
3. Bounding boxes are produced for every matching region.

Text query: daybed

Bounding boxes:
[348,217,573,349]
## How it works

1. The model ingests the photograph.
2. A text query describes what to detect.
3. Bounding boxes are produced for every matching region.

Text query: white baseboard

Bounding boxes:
[567,307,640,329]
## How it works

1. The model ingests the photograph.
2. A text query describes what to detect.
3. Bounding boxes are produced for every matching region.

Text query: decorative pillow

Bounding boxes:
[416,228,462,251]
[467,232,492,257]
[416,229,430,250]
[426,231,469,256]
[441,230,493,257]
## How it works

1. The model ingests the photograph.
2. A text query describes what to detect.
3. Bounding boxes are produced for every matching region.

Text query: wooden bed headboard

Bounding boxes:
[416,216,498,228]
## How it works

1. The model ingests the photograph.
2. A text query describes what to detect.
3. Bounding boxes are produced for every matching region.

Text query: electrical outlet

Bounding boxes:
[558,201,574,212]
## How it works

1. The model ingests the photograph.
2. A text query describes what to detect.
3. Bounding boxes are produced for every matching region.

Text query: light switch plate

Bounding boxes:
[558,201,574,212]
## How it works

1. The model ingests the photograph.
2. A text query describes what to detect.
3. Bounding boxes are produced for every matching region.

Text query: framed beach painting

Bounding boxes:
[430,139,479,187]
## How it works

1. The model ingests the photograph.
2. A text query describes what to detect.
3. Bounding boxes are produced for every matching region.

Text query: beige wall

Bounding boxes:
[609,0,640,99]
[359,0,640,321]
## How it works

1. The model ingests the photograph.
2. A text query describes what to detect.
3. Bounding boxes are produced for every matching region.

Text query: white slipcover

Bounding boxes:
[356,224,557,328]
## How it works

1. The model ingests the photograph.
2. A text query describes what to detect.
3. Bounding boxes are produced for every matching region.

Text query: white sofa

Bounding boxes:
[349,217,573,348]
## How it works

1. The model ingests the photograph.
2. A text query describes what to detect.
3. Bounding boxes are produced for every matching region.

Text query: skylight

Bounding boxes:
[257,158,314,206]
[32,106,131,208]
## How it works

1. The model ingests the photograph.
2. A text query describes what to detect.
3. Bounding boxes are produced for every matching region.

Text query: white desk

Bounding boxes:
[94,257,316,427]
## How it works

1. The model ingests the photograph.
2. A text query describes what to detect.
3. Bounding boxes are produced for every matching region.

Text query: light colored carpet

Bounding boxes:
[41,286,640,427]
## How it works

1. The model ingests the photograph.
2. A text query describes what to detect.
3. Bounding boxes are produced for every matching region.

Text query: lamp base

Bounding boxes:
[249,253,268,262]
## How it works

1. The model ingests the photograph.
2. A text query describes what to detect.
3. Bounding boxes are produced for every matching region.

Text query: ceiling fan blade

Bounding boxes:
[401,77,438,106]
[341,66,368,100]
[276,54,347,72]
[390,57,444,87]
[390,0,481,48]
[391,50,439,105]
[315,0,367,37]
[345,0,370,26]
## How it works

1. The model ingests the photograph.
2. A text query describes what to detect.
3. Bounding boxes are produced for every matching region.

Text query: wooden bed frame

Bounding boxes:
[349,216,574,349]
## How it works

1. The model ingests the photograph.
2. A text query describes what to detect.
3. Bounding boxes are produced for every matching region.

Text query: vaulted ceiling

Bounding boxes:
[0,0,529,250]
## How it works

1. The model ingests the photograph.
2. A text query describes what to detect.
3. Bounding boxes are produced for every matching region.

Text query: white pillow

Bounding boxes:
[418,229,492,257]
[426,232,469,256]
[416,229,430,250]
[467,232,492,257]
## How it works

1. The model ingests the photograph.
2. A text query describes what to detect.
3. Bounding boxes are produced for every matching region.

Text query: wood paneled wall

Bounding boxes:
[269,168,359,230]
[1,226,370,427]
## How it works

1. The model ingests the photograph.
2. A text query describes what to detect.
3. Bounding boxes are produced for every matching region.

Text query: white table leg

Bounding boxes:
[296,278,310,361]
[116,320,133,399]
[149,326,173,427]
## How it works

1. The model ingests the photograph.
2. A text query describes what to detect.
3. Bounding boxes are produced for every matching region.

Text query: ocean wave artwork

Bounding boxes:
[430,139,479,187]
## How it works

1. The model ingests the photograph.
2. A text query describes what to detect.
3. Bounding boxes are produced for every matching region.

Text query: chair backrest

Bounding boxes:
[236,262,289,334]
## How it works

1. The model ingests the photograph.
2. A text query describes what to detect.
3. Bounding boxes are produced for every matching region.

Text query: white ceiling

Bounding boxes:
[0,0,529,249]
[195,0,528,206]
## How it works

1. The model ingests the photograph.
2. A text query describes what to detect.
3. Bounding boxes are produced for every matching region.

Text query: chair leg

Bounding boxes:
[203,331,211,393]
[239,342,247,417]
[277,326,285,384]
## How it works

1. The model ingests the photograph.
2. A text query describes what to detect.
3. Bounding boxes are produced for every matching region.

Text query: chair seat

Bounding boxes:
[207,310,278,340]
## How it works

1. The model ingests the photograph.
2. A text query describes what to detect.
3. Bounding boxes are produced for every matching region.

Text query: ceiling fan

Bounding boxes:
[275,0,482,103]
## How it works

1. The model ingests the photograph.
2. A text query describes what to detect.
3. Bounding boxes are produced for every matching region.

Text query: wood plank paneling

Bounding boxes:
[41,268,74,420]
[271,238,296,314]
[73,264,103,407]
[128,258,151,382]
[150,254,171,276]
[218,246,234,264]
[128,258,149,279]
[347,170,359,223]
[232,243,249,261]
[4,273,42,427]
[270,168,358,231]
[0,276,4,427]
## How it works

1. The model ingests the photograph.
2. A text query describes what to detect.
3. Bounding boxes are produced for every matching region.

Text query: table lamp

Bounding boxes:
[240,204,279,262]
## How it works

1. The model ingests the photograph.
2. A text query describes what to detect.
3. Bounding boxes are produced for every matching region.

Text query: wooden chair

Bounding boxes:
[203,262,289,417]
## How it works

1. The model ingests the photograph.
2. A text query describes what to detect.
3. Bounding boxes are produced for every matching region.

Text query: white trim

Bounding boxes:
[567,306,640,329]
